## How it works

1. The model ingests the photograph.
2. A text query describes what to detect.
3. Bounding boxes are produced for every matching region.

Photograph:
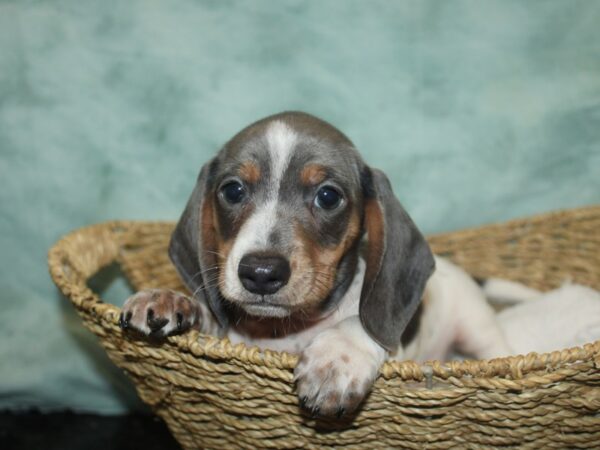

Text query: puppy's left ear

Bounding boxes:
[359,167,435,351]
[168,159,228,328]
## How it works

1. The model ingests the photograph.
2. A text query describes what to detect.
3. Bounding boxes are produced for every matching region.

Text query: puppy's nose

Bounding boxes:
[238,254,291,295]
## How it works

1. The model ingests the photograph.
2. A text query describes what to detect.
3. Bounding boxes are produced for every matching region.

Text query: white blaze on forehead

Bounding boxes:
[265,120,298,193]
[222,120,298,300]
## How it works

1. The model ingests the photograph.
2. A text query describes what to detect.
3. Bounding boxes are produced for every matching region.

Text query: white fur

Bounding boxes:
[265,120,298,190]
[222,121,298,302]
[391,256,512,362]
[222,199,279,301]
[483,278,542,304]
[294,316,386,414]
[498,283,600,355]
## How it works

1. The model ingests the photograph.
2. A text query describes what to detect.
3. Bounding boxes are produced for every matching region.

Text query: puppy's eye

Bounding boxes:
[222,181,246,204]
[314,186,342,210]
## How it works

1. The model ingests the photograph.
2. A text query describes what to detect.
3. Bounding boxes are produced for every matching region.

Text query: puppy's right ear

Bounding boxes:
[168,159,228,327]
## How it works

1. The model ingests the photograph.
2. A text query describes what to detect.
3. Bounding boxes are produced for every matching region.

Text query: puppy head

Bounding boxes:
[169,112,434,350]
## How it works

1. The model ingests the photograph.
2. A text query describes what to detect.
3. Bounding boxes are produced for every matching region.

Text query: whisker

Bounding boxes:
[204,250,227,259]
[186,263,228,286]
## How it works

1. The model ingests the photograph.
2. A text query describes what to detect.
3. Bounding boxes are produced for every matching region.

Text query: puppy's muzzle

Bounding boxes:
[238,253,291,295]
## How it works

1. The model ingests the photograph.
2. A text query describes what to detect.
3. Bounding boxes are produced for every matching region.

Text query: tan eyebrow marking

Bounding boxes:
[300,164,327,186]
[238,161,261,184]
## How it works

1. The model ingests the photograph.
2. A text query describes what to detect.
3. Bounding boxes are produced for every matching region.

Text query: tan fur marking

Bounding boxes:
[363,199,385,284]
[315,362,334,380]
[238,161,261,184]
[216,238,233,292]
[300,164,327,186]
[292,211,361,309]
[421,289,430,307]
[201,197,217,260]
[202,197,233,290]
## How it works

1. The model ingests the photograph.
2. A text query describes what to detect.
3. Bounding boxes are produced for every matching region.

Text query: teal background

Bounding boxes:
[1,0,599,413]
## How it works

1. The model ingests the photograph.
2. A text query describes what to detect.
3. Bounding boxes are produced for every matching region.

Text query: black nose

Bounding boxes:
[238,254,291,295]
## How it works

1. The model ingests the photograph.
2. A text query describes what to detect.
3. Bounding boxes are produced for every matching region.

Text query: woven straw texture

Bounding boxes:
[48,206,600,449]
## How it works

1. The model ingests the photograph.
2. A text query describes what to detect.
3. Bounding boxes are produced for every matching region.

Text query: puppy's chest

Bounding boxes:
[226,259,366,353]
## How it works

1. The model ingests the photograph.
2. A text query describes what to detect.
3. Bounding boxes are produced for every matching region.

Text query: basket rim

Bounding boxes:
[48,205,600,386]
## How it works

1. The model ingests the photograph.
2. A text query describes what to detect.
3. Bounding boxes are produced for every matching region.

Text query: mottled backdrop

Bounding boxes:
[1,0,599,413]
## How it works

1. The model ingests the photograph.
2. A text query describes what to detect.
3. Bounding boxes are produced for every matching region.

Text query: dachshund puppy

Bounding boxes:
[120,112,511,417]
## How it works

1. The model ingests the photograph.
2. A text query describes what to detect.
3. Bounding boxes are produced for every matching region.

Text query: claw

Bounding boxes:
[311,406,320,418]
[299,396,308,408]
[120,311,131,329]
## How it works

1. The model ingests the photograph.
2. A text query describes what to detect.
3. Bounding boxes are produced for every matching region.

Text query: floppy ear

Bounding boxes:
[359,167,435,351]
[168,159,228,327]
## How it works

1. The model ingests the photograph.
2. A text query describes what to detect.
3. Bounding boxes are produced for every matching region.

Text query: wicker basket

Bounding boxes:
[48,206,600,449]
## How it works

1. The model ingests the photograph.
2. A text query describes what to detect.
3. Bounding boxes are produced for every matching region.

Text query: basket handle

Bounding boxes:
[48,222,131,324]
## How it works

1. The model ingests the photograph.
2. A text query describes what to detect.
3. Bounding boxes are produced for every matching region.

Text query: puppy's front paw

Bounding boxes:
[119,289,199,337]
[294,327,383,417]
